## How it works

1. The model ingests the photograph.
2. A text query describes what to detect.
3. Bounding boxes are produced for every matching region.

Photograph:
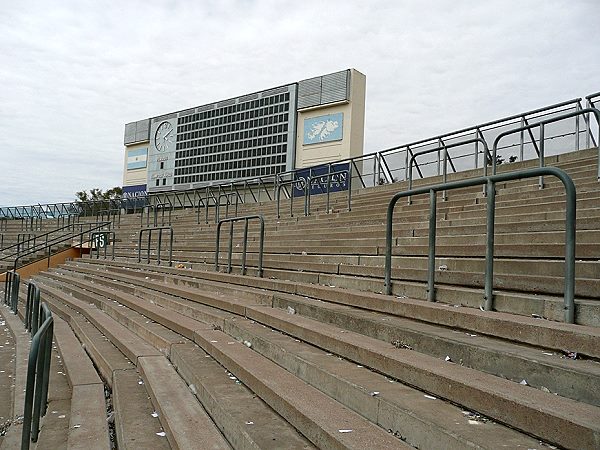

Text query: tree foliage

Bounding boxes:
[75,187,123,203]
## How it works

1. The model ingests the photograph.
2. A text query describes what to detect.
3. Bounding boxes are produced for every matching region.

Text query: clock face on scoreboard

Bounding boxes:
[154,121,174,152]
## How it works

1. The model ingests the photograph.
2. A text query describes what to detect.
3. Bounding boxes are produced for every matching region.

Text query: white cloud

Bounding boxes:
[0,0,598,205]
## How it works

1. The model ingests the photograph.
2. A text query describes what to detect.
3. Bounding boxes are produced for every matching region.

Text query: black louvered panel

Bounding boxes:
[134,120,150,142]
[298,76,322,109]
[321,70,349,104]
[124,122,137,144]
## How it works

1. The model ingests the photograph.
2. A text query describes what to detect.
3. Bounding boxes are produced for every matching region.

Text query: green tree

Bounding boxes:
[75,187,123,216]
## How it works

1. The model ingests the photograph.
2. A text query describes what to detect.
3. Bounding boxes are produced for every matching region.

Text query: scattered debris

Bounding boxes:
[542,352,554,356]
[106,412,114,424]
[286,306,296,315]
[338,429,353,433]
[245,421,254,425]
[73,424,81,429]
[0,419,12,436]
[391,339,413,350]
[424,394,437,400]
[301,251,307,256]
[243,340,252,348]
[466,333,477,337]
[531,313,544,319]
[151,411,159,418]
[370,391,380,397]
[563,350,578,360]
[438,264,448,271]
[189,384,197,395]
[176,263,186,269]
[444,356,452,362]
[462,410,490,423]
[156,431,166,437]
[519,379,529,386]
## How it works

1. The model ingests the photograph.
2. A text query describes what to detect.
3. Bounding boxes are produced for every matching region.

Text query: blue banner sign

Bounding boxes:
[293,163,350,197]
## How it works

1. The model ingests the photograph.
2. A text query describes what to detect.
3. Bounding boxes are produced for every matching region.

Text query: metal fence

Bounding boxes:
[1,93,597,221]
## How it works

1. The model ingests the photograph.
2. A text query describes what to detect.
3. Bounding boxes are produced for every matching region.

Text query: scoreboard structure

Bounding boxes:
[122,69,365,196]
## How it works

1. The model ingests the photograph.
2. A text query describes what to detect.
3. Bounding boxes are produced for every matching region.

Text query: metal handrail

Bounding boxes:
[1,93,596,220]
[215,215,265,276]
[137,226,173,266]
[3,270,20,314]
[140,202,172,227]
[89,231,116,260]
[384,167,576,323]
[408,138,490,204]
[492,107,600,185]
[216,192,241,223]
[307,169,352,214]
[96,208,121,227]
[11,221,112,271]
[276,179,309,218]
[22,301,53,449]
[25,282,40,333]
[1,221,87,258]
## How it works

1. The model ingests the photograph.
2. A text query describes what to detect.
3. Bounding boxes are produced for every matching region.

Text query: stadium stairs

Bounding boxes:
[1,146,600,449]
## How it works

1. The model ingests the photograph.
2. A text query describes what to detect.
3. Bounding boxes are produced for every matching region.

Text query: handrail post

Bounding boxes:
[241,218,249,275]
[484,179,496,311]
[539,123,545,189]
[227,220,234,274]
[215,221,222,271]
[427,189,437,301]
[384,197,396,295]
[442,146,448,201]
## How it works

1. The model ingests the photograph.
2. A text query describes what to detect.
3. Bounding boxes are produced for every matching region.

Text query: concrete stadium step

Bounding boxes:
[38,264,545,449]
[19,291,168,450]
[51,263,600,407]
[40,267,411,448]
[34,272,326,449]
[51,316,111,450]
[64,260,600,406]
[53,259,600,449]
[86,259,600,357]
[33,280,231,450]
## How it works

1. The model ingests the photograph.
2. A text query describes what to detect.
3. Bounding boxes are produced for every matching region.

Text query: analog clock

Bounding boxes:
[154,121,175,152]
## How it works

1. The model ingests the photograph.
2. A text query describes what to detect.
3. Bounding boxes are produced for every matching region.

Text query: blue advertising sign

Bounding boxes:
[122,184,147,209]
[303,113,344,145]
[292,163,350,197]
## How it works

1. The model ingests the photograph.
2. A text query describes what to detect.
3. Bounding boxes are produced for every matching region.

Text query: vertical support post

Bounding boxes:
[575,102,580,151]
[157,229,163,266]
[258,217,265,278]
[241,218,249,275]
[585,99,591,149]
[442,148,448,201]
[474,130,479,169]
[427,189,437,302]
[404,146,410,181]
[227,221,234,274]
[539,124,545,189]
[484,179,496,311]
[519,116,525,162]
[326,164,331,213]
[147,230,151,264]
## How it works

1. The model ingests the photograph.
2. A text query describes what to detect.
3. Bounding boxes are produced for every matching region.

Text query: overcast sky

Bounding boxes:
[1,0,598,206]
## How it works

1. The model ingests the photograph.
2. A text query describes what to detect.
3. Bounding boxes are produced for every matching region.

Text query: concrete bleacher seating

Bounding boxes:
[1,146,599,449]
